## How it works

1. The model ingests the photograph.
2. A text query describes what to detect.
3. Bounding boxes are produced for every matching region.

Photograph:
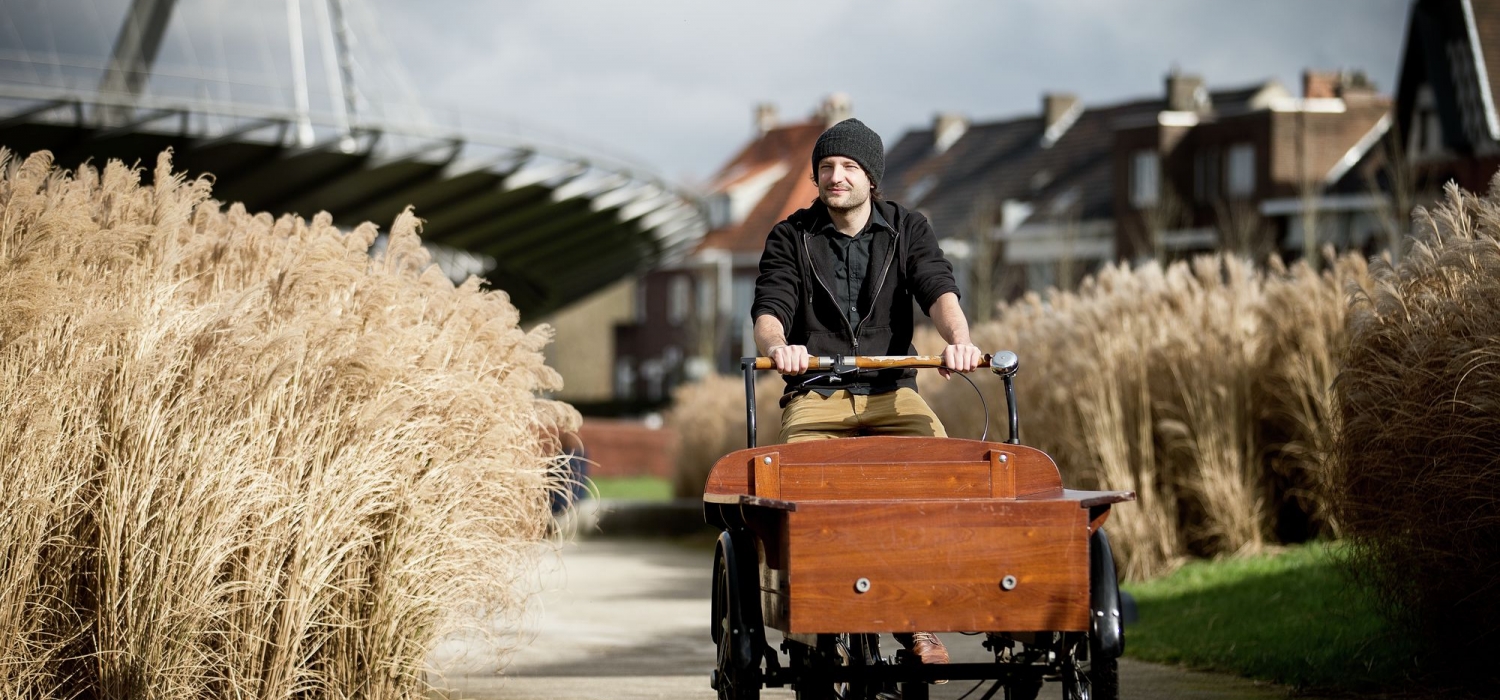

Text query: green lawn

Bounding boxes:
[587,475,674,501]
[1121,542,1422,692]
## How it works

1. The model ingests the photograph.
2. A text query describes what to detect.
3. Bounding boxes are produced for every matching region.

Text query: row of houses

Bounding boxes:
[550,0,1500,407]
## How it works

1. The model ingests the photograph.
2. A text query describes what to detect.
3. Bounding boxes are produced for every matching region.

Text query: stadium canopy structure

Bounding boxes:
[0,0,706,318]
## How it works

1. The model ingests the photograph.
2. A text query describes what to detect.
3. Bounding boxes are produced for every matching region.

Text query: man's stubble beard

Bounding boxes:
[821,185,870,214]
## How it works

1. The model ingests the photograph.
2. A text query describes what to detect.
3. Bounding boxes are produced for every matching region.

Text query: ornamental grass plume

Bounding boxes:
[668,372,781,498]
[1333,176,1500,673]
[0,149,576,699]
[1257,251,1372,538]
[920,253,1366,580]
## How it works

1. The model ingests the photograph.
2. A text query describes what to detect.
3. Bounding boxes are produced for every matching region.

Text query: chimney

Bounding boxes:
[1165,69,1208,113]
[932,112,968,154]
[818,93,853,126]
[1303,68,1379,104]
[1302,70,1340,99]
[1043,93,1079,131]
[1338,69,1379,104]
[755,102,778,135]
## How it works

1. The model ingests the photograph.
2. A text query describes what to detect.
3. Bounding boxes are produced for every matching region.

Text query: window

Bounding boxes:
[614,357,635,400]
[731,276,754,328]
[733,276,757,359]
[1193,147,1220,203]
[1410,85,1446,160]
[707,193,733,229]
[696,273,715,322]
[1226,143,1255,198]
[1130,150,1159,209]
[905,174,938,204]
[641,359,665,402]
[668,276,691,326]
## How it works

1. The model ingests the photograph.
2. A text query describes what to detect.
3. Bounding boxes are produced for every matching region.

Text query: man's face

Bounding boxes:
[816,156,872,212]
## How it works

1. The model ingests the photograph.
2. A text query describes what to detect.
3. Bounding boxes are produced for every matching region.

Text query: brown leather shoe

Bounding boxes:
[908,632,949,665]
[894,632,954,686]
[895,631,949,683]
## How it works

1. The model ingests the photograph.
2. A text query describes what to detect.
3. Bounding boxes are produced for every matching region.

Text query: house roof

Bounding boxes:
[697,120,824,255]
[885,93,1206,239]
[1396,0,1500,151]
[1468,0,1500,137]
[883,81,1366,240]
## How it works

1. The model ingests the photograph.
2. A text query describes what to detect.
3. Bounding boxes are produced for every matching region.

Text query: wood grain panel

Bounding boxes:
[753,451,781,499]
[763,589,790,632]
[988,449,1015,498]
[776,462,992,500]
[703,436,1067,501]
[746,506,789,571]
[781,500,1090,634]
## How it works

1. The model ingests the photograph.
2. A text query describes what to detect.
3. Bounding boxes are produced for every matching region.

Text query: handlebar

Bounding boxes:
[739,351,1022,447]
[747,351,1019,377]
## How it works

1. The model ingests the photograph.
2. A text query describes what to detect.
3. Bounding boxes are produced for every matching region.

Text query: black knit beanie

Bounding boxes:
[811,118,884,188]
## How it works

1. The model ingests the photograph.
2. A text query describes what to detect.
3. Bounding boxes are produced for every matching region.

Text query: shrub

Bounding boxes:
[668,372,781,498]
[923,254,1364,579]
[1333,177,1500,674]
[0,150,575,698]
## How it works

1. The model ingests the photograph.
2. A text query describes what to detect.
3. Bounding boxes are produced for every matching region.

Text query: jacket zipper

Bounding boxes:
[802,225,902,355]
[802,231,860,354]
[853,228,900,337]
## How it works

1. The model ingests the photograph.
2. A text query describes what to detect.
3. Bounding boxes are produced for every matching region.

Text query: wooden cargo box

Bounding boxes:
[703,436,1130,635]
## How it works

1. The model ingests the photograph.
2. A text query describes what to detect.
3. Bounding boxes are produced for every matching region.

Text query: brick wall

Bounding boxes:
[577,417,680,479]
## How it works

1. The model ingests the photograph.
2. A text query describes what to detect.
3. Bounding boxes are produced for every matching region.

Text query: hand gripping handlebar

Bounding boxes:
[739,351,1021,447]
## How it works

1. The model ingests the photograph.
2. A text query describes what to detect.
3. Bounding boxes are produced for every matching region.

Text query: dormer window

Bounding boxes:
[906,175,938,204]
[1409,84,1446,161]
[1226,143,1256,198]
[1130,150,1160,209]
[707,193,734,229]
[707,162,788,230]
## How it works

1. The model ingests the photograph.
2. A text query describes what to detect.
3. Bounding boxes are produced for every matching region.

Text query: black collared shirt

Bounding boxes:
[809,206,892,397]
[814,206,891,332]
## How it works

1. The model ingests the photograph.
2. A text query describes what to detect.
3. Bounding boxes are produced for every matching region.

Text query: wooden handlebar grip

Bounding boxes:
[751,353,1006,371]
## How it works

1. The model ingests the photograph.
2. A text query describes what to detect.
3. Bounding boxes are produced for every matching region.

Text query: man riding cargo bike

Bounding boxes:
[702,117,1134,699]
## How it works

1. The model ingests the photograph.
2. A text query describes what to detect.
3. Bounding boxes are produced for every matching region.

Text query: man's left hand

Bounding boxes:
[939,343,983,379]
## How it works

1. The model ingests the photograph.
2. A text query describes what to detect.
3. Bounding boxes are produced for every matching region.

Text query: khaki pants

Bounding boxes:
[779,388,947,443]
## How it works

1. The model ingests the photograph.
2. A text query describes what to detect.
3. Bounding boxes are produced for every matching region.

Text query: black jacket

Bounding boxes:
[751,198,960,401]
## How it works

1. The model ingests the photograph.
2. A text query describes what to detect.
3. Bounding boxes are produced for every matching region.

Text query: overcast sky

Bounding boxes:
[373,1,1411,184]
[2,0,1413,185]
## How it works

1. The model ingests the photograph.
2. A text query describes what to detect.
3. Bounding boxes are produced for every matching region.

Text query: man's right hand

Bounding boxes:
[767,344,811,375]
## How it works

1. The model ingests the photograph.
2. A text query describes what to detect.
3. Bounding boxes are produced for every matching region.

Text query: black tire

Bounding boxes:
[712,546,760,700]
[1062,640,1119,700]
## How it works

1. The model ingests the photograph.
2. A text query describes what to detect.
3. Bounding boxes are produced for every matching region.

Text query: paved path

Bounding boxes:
[428,539,1292,700]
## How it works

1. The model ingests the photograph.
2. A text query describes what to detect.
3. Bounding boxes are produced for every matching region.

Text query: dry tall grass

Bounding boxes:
[0,150,575,698]
[1333,177,1500,669]
[1258,252,1372,538]
[923,253,1369,579]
